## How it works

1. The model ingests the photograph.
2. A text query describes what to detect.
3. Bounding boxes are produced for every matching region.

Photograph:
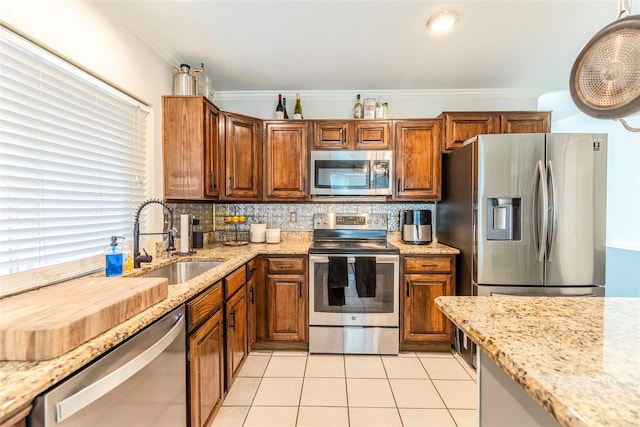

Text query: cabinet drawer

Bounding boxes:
[225,266,246,298]
[404,256,453,274]
[187,282,223,332]
[267,257,305,273]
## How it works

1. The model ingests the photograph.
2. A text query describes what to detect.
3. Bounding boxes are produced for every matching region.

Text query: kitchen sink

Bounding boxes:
[141,261,222,285]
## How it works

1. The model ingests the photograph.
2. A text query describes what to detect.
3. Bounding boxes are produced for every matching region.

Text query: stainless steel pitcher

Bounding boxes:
[172,64,196,95]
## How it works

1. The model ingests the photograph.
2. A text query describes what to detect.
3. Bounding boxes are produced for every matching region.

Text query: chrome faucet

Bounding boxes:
[133,199,176,268]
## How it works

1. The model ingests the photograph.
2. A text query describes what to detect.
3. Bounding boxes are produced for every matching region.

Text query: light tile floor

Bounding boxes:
[213,350,478,427]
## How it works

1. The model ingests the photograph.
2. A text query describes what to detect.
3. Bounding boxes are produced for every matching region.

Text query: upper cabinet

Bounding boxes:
[263,121,309,201]
[222,113,262,201]
[394,120,441,201]
[162,96,221,200]
[313,120,391,150]
[439,111,551,152]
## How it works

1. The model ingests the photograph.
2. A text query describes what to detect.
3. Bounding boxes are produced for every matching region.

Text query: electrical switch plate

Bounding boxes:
[289,211,298,223]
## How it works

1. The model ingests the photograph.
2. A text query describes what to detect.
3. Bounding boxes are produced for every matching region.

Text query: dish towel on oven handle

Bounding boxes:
[328,256,347,306]
[355,256,377,297]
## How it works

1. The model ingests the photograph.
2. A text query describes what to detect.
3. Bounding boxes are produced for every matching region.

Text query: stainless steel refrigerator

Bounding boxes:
[437,133,607,367]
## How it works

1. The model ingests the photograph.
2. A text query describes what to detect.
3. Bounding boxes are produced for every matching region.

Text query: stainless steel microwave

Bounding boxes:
[310,150,393,196]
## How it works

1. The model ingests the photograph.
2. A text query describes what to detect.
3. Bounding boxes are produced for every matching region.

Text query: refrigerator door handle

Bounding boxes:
[547,160,559,262]
[533,160,548,262]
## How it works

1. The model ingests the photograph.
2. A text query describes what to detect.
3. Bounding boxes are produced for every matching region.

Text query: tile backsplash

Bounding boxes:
[168,202,435,242]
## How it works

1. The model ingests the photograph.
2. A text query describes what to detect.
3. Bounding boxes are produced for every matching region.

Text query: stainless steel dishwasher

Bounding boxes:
[30,305,186,427]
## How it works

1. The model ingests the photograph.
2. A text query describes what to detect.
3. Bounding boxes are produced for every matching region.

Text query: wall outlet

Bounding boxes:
[289,211,298,223]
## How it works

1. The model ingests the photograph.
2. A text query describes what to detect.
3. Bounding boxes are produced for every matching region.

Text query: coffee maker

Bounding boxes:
[401,210,432,244]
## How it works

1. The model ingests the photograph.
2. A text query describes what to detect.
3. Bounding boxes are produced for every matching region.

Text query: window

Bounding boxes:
[0,26,150,297]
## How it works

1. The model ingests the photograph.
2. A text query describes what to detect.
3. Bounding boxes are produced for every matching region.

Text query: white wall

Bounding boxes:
[213,89,543,120]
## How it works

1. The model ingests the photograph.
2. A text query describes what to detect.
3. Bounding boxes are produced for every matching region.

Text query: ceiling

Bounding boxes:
[96,0,623,93]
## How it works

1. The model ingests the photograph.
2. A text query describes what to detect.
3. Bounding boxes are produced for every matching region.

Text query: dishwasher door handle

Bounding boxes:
[55,312,185,422]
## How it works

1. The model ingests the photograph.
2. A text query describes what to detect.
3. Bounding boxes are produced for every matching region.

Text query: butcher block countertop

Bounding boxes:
[435,296,640,427]
[0,239,457,420]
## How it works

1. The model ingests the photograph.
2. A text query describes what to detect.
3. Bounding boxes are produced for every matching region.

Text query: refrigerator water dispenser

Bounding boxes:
[487,198,521,240]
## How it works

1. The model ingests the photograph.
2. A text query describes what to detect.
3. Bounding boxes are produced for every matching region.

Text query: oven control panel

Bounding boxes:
[313,213,387,230]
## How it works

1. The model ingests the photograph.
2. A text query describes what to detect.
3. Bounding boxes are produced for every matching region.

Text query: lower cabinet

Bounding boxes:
[224,266,248,390]
[266,256,308,343]
[187,282,224,427]
[400,255,456,351]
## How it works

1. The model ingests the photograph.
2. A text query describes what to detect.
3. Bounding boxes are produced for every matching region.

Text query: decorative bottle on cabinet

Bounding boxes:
[283,97,289,119]
[275,94,284,119]
[293,93,303,119]
[353,94,363,119]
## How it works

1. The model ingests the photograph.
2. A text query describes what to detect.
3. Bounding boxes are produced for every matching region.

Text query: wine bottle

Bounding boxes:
[275,94,284,119]
[283,97,289,119]
[293,92,303,119]
[353,94,363,119]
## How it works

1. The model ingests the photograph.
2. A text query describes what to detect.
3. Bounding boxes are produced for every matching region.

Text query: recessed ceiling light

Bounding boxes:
[426,9,459,33]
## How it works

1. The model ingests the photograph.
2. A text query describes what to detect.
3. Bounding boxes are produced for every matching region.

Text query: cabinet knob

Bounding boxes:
[406,281,410,298]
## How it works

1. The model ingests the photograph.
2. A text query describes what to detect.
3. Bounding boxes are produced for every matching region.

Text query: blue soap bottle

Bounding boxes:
[106,236,124,277]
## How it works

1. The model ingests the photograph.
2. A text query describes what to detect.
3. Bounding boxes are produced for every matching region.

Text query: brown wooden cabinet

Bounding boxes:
[162,96,221,200]
[394,119,441,201]
[400,255,456,351]
[313,120,391,149]
[265,256,307,343]
[186,282,224,427]
[263,121,309,200]
[224,266,248,389]
[439,111,551,152]
[222,113,262,200]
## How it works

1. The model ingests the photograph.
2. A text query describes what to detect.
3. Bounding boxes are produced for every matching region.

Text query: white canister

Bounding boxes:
[250,224,267,243]
[265,228,280,243]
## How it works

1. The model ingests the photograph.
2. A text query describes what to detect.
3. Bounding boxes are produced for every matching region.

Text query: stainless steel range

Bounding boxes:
[308,213,400,355]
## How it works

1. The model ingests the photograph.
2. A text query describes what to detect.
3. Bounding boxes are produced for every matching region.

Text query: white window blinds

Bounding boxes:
[0,26,150,297]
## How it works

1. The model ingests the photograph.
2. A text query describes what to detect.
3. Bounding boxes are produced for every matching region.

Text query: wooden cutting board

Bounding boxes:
[0,276,168,361]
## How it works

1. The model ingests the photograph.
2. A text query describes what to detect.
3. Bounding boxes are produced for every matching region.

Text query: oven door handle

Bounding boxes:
[309,255,398,263]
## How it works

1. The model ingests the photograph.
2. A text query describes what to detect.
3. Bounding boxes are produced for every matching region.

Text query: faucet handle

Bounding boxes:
[136,248,153,264]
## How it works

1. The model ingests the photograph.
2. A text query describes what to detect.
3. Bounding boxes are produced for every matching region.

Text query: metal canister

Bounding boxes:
[172,64,196,95]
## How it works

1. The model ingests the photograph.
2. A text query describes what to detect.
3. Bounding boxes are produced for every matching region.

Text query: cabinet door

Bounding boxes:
[266,274,306,341]
[225,287,247,388]
[394,120,441,200]
[163,96,210,200]
[441,113,499,152]
[313,121,350,149]
[264,122,309,200]
[223,113,262,200]
[354,120,391,149]
[402,273,454,343]
[204,102,222,198]
[188,309,224,427]
[500,112,551,134]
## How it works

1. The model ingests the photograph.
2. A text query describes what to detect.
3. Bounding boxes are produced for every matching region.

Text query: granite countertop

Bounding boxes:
[0,239,457,420]
[435,296,640,427]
